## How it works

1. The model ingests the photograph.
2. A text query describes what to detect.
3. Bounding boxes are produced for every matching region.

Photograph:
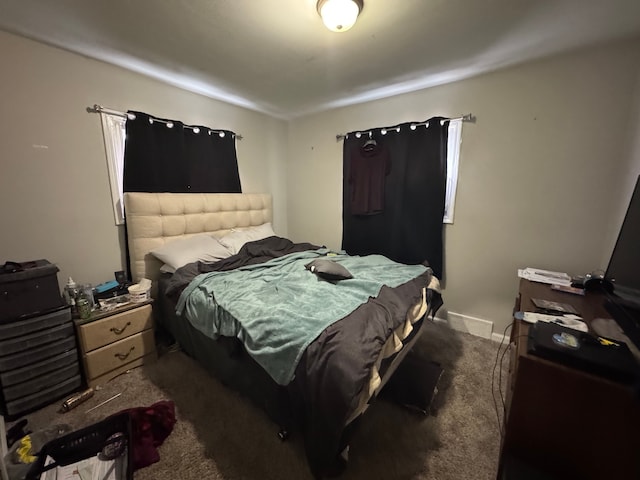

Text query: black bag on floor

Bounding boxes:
[382,351,444,415]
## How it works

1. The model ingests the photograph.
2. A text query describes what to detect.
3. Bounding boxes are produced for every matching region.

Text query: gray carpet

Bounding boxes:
[14,321,505,479]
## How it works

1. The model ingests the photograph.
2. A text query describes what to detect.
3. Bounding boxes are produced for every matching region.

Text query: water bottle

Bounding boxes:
[63,277,79,308]
[82,283,96,309]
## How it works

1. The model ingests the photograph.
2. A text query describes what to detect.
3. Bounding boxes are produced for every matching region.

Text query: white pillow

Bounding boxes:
[219,223,276,254]
[150,234,232,270]
[159,264,176,274]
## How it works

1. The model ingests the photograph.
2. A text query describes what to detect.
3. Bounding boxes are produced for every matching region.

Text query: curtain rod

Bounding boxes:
[335,113,475,142]
[88,104,243,140]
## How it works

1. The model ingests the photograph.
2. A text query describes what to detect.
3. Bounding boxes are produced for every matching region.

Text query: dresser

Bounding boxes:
[75,301,156,387]
[0,305,81,419]
[498,279,640,479]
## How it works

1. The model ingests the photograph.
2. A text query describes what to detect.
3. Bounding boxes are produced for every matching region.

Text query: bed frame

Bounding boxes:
[123,191,437,476]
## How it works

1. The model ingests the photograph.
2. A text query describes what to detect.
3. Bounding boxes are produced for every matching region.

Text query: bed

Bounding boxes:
[123,192,442,478]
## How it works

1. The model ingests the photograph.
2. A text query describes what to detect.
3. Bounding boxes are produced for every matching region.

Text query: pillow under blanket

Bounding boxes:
[304,258,353,281]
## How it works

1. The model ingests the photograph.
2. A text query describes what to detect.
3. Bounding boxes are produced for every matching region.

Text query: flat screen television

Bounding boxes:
[605,174,640,348]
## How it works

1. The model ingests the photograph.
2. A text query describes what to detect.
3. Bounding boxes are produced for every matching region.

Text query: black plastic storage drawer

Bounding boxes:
[4,374,82,416]
[0,305,71,340]
[0,321,74,356]
[2,362,80,401]
[0,259,65,322]
[0,271,80,419]
[0,348,78,387]
[0,336,76,371]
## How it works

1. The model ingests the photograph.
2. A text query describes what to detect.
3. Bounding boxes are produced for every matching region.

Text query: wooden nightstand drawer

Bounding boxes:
[77,304,153,352]
[83,328,155,379]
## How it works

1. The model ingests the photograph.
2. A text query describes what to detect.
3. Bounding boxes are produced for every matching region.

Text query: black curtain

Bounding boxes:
[123,111,241,193]
[121,111,241,281]
[342,118,448,278]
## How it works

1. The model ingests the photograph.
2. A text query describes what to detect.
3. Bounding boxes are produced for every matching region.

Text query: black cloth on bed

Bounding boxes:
[164,236,320,302]
[293,272,432,477]
[160,236,439,478]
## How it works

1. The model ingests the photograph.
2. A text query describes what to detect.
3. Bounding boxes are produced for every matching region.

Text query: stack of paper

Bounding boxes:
[517,267,571,286]
[40,453,127,480]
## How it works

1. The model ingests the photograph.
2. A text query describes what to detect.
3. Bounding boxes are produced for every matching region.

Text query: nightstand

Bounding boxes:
[75,301,156,388]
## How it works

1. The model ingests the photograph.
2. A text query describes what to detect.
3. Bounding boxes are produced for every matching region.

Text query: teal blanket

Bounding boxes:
[176,249,427,385]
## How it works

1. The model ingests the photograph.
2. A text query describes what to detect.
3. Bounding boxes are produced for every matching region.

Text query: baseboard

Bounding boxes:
[491,331,510,344]
[434,311,494,340]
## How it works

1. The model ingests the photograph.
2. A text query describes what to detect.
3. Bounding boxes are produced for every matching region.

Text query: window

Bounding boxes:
[444,119,463,224]
[100,112,127,225]
[100,113,462,225]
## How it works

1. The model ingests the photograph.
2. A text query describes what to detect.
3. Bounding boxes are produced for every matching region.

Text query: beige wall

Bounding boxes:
[603,62,640,267]
[0,30,288,289]
[286,36,640,335]
[2,28,639,336]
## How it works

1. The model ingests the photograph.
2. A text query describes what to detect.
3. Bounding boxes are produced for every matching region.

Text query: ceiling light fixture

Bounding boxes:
[317,0,363,33]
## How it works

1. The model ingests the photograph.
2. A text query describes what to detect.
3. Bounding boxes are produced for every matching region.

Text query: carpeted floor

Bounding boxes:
[13,320,506,479]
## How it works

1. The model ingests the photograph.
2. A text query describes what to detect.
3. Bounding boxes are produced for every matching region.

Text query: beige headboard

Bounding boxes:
[123,192,273,284]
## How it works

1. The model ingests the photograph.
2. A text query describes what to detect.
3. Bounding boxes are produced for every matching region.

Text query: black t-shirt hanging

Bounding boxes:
[348,143,391,215]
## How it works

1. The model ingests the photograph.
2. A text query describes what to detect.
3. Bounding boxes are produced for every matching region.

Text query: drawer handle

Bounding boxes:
[110,322,131,335]
[114,346,135,361]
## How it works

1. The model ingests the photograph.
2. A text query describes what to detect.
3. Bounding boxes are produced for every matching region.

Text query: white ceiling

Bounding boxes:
[1,0,640,119]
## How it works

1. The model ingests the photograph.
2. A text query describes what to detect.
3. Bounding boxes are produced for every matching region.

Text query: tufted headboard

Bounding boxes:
[123,192,273,285]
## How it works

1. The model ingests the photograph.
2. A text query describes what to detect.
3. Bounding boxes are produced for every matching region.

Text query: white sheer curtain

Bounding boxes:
[444,118,462,224]
[99,112,127,225]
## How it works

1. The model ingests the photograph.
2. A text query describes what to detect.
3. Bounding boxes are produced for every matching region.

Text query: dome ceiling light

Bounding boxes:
[317,0,364,33]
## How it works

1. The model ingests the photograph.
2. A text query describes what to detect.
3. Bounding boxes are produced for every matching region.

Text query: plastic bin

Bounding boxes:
[4,375,82,417]
[26,412,133,480]
[0,336,76,371]
[0,259,65,322]
[3,363,80,401]
[0,321,74,356]
[0,305,71,340]
[127,284,151,303]
[0,349,78,387]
